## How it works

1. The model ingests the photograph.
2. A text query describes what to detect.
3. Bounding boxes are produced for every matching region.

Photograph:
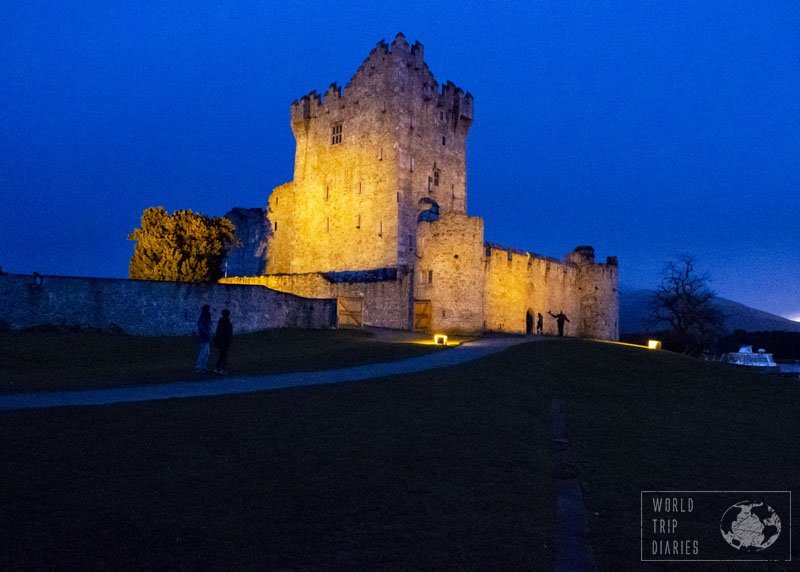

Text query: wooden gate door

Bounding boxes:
[337,297,363,328]
[413,300,432,332]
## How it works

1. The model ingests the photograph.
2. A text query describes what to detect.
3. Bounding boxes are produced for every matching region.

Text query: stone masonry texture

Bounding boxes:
[0,274,336,335]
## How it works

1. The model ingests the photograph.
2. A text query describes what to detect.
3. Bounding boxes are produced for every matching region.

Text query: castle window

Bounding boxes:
[331,122,343,145]
[427,176,433,193]
[325,185,330,200]
[273,221,278,231]
[428,270,433,284]
[439,110,445,122]
[433,169,440,187]
[378,221,383,236]
[441,136,446,146]
[356,214,361,229]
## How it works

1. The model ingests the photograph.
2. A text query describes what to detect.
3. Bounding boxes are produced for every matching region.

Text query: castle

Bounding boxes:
[226,34,619,339]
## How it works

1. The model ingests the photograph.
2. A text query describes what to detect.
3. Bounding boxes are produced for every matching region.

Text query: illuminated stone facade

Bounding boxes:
[231,34,619,338]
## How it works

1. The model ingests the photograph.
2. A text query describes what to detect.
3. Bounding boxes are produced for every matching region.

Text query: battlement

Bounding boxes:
[484,242,563,265]
[290,33,473,125]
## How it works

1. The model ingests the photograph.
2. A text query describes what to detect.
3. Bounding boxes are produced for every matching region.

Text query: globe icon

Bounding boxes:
[720,501,781,552]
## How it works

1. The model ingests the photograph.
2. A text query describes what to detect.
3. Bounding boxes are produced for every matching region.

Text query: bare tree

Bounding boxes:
[649,255,725,354]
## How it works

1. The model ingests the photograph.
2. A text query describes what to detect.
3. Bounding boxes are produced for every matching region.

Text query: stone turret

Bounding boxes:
[565,246,619,339]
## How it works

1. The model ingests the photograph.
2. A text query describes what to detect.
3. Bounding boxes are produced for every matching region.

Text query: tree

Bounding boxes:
[128,207,237,282]
[649,254,725,354]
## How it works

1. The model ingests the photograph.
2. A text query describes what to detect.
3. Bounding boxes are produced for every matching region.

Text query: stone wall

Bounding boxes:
[0,274,336,335]
[222,272,412,330]
[483,248,583,335]
[482,245,618,338]
[415,212,484,333]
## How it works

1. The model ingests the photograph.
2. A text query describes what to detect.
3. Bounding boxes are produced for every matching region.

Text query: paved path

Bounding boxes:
[549,399,599,572]
[0,337,532,413]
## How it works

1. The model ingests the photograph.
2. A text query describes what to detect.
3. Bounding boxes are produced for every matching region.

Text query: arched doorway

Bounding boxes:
[525,310,534,335]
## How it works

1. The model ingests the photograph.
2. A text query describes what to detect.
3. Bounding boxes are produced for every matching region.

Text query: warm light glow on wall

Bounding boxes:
[434,334,448,345]
[647,339,662,350]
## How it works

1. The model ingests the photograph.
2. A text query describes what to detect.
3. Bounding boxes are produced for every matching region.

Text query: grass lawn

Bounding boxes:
[1,340,798,570]
[0,329,442,393]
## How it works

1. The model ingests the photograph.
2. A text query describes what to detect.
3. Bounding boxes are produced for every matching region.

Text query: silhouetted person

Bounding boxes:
[536,312,543,335]
[214,309,233,374]
[548,310,570,337]
[195,304,212,373]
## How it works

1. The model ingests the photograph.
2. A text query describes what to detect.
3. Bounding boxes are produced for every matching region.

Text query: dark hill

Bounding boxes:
[620,289,800,334]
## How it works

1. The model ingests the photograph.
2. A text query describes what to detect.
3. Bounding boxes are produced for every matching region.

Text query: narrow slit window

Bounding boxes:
[273,221,278,231]
[356,214,361,229]
[427,176,432,193]
[428,270,433,284]
[433,169,440,187]
[441,136,446,146]
[331,122,343,145]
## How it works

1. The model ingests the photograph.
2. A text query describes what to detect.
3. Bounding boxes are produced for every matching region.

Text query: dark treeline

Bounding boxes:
[622,330,800,362]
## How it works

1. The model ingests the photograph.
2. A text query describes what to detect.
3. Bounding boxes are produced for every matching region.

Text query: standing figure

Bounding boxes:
[195,304,212,373]
[548,310,570,338]
[536,312,544,335]
[214,309,233,374]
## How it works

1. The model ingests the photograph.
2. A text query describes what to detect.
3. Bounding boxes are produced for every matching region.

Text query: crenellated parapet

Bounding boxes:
[289,33,473,129]
[438,81,474,128]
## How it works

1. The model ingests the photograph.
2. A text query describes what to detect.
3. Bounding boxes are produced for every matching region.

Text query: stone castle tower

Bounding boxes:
[227,34,619,339]
[267,33,472,275]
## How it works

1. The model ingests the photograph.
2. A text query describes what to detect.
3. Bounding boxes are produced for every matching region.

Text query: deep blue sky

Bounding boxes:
[2,2,798,319]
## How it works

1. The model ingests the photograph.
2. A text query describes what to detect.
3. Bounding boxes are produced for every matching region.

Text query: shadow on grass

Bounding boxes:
[0,328,442,393]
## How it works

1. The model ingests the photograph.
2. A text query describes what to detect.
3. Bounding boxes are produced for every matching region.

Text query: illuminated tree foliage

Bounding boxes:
[128,207,237,282]
[649,254,725,354]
